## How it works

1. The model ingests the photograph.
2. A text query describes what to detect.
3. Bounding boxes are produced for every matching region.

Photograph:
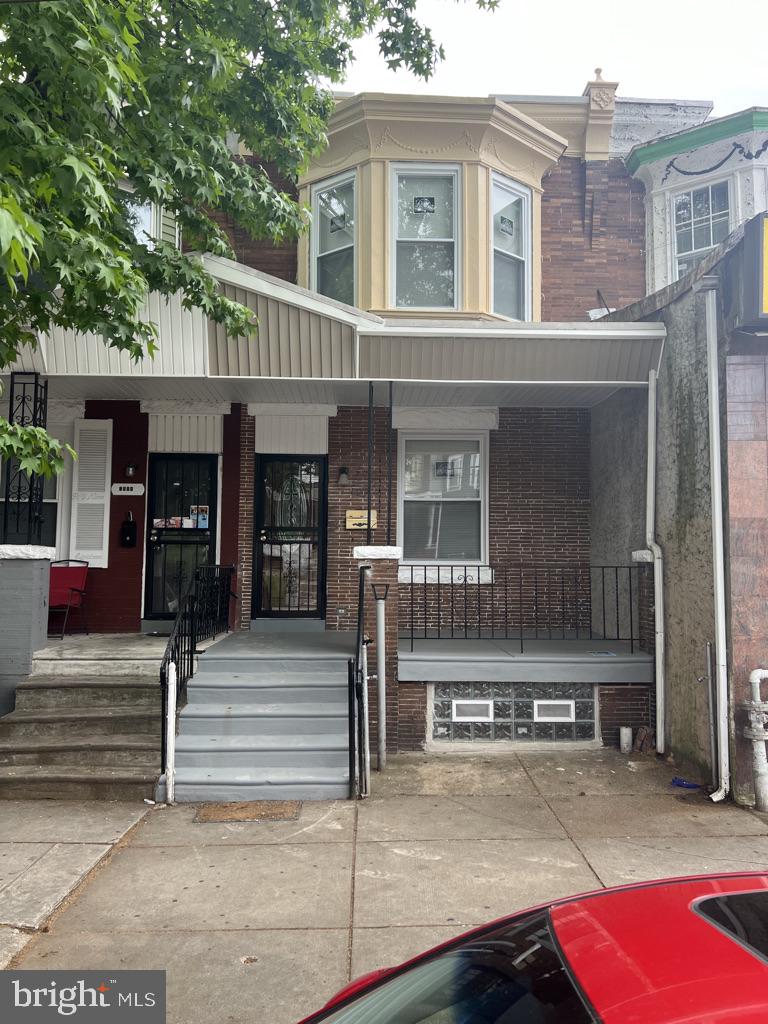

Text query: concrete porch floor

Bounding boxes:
[31,632,226,677]
[8,748,768,1023]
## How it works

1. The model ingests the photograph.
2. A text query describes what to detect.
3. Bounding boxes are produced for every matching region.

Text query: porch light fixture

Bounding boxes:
[338,466,350,485]
[124,463,137,479]
[371,582,390,601]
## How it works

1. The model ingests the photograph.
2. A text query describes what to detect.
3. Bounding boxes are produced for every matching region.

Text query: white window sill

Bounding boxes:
[398,565,494,584]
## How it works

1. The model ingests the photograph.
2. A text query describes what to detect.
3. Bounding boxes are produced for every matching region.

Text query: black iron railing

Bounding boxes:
[401,564,642,654]
[1,372,48,545]
[160,564,235,766]
[348,562,370,799]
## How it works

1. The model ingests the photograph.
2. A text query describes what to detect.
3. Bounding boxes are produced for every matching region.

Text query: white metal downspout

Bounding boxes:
[646,369,666,755]
[702,282,730,802]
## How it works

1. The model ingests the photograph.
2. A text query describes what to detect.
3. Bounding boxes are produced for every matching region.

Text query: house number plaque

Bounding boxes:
[345,509,378,530]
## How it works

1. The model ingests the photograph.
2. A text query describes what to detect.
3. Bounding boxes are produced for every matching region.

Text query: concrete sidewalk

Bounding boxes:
[11,749,768,1023]
[0,801,147,967]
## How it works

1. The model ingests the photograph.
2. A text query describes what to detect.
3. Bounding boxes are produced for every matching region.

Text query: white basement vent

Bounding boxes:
[533,700,576,723]
[452,699,494,723]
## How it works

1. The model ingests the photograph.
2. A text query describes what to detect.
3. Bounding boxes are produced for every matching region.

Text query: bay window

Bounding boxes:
[491,174,531,320]
[399,433,487,563]
[312,173,355,305]
[673,180,730,279]
[393,166,459,309]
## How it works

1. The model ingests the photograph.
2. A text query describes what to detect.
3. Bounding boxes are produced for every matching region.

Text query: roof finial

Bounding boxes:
[594,67,603,81]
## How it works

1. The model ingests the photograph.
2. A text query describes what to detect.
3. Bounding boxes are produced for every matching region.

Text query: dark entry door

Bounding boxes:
[145,454,218,619]
[254,456,327,618]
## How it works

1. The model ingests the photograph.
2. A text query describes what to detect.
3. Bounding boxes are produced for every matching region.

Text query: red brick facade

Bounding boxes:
[541,157,646,322]
[598,685,653,748]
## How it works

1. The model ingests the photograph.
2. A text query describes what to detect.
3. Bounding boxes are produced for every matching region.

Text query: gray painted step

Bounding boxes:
[173,766,349,802]
[14,678,161,710]
[196,655,350,675]
[0,706,161,739]
[0,765,157,800]
[187,683,346,705]
[178,703,347,736]
[175,733,348,769]
[0,735,159,768]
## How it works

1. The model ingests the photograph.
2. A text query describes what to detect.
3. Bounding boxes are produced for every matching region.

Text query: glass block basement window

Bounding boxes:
[432,683,596,741]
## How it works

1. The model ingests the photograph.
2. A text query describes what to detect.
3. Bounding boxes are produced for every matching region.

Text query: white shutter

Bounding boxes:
[69,419,112,568]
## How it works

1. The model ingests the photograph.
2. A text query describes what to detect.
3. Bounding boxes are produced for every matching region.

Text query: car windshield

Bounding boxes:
[311,911,592,1023]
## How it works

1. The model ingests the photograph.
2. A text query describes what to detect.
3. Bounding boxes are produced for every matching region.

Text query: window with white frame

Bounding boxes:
[0,460,58,546]
[393,166,459,309]
[399,433,486,563]
[673,181,730,279]
[492,174,531,320]
[312,173,355,306]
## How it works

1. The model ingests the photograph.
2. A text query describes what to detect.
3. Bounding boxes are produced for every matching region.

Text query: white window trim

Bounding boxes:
[119,181,159,249]
[390,163,462,311]
[533,699,576,723]
[396,429,489,567]
[490,172,532,321]
[452,699,494,723]
[667,175,733,282]
[310,169,357,304]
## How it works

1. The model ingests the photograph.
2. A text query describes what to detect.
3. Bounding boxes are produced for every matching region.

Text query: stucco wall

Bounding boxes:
[590,387,647,567]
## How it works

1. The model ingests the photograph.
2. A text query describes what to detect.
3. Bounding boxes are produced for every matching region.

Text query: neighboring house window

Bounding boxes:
[674,181,729,278]
[123,189,157,250]
[312,173,355,306]
[0,461,58,547]
[492,174,531,320]
[399,433,487,563]
[393,166,459,309]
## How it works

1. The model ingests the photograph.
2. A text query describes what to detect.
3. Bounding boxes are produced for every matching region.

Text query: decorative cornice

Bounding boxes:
[627,108,768,174]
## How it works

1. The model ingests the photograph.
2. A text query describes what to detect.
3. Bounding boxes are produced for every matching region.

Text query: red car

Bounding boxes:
[299,873,768,1023]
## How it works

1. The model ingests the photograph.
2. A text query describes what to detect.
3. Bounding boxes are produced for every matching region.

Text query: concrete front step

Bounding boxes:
[14,678,161,711]
[173,766,349,802]
[196,655,351,675]
[175,733,348,769]
[0,765,158,800]
[178,703,347,736]
[31,658,161,679]
[0,735,160,768]
[0,706,161,739]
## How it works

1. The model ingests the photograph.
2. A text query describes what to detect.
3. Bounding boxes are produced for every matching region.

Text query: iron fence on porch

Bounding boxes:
[160,564,235,767]
[401,564,643,654]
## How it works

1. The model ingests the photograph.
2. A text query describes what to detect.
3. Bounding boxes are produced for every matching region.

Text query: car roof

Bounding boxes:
[551,872,768,1023]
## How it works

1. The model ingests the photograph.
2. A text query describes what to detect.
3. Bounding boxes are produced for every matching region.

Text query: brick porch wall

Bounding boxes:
[598,685,653,747]
[541,157,646,321]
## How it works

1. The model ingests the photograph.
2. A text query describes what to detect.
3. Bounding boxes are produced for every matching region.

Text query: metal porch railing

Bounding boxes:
[401,564,643,654]
[160,564,235,801]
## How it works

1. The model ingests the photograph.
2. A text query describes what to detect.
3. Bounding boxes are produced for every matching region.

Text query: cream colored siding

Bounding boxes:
[207,283,355,378]
[253,414,329,454]
[148,414,223,453]
[159,208,179,247]
[359,332,664,383]
[44,292,207,376]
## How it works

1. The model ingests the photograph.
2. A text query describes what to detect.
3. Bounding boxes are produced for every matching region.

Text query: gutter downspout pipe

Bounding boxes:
[701,279,730,802]
[646,369,666,755]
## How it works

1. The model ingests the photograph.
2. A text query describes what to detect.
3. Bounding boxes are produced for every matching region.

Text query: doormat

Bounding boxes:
[194,800,302,823]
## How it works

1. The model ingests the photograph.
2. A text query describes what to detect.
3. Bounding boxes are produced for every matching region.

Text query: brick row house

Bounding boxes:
[4,74,767,802]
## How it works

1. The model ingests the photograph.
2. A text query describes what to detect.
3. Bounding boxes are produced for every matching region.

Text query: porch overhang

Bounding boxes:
[20,257,666,409]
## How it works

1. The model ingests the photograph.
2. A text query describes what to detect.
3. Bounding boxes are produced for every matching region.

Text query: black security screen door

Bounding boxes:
[145,454,218,619]
[254,456,327,617]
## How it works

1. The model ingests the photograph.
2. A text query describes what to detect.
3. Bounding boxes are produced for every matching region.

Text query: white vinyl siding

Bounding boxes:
[392,165,460,310]
[311,172,356,306]
[69,419,112,568]
[148,414,223,454]
[398,431,487,564]
[491,174,531,320]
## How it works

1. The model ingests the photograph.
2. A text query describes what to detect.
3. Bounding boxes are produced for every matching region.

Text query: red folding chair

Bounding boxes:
[49,560,89,639]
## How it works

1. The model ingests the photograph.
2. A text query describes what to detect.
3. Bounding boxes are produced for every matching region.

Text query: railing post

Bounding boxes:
[347,659,357,799]
[165,661,177,805]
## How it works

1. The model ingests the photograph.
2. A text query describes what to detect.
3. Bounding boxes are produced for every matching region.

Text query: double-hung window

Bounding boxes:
[673,181,730,279]
[399,433,487,563]
[491,174,531,320]
[393,166,459,309]
[312,173,355,306]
